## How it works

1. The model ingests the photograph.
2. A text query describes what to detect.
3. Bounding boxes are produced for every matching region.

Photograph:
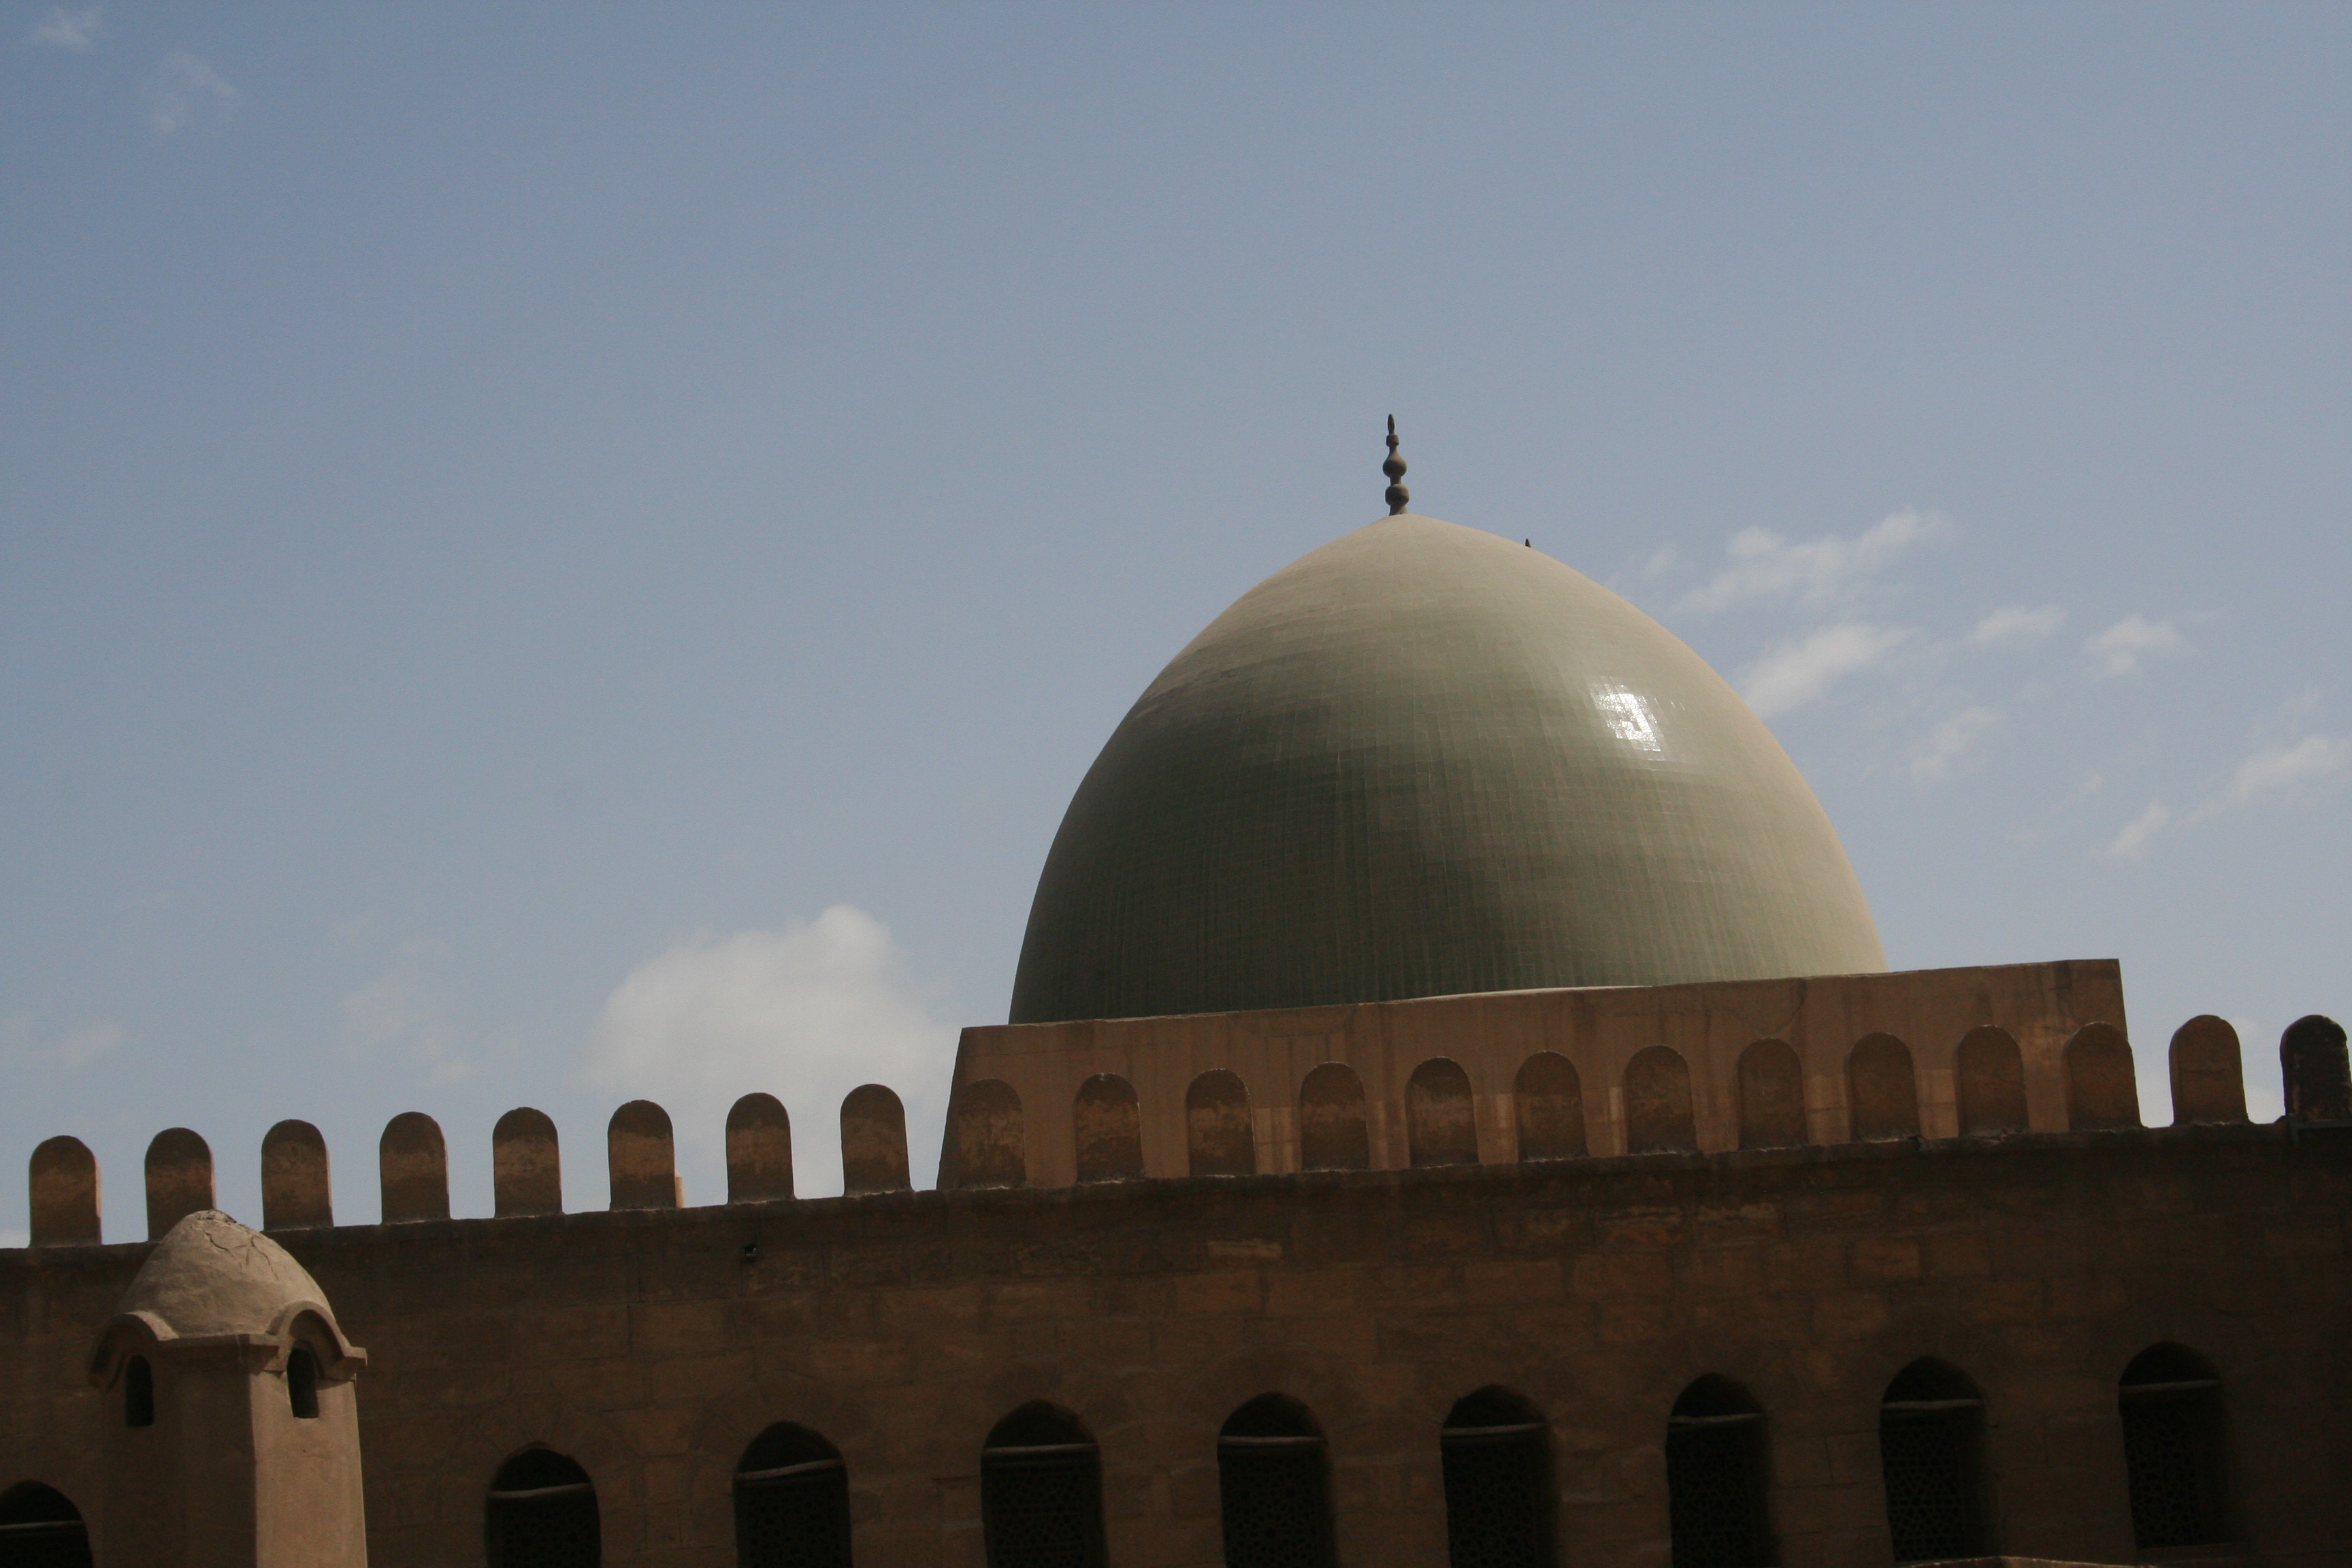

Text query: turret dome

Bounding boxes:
[1009,512,1886,1025]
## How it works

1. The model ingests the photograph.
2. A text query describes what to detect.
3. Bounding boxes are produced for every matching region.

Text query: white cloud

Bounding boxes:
[1,1014,125,1071]
[146,50,237,136]
[1967,604,2065,649]
[342,945,475,1085]
[2103,800,2174,862]
[2221,734,2351,808]
[577,906,957,1198]
[2086,615,2188,678]
[1910,705,2002,783]
[1640,546,1681,578]
[1677,510,1945,615]
[2102,733,2349,861]
[29,6,99,48]
[1740,623,1910,718]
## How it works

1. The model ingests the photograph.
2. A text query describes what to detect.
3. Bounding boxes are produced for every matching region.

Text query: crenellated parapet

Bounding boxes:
[14,966,2349,1246]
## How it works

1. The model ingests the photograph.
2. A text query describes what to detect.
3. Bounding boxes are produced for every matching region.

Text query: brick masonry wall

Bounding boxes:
[3,1125,2346,1567]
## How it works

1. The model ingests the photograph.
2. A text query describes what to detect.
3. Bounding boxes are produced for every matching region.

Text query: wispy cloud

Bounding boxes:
[2086,615,2188,678]
[29,6,99,48]
[1677,510,1945,615]
[342,943,476,1085]
[576,906,957,1198]
[1910,704,2002,783]
[1,1013,125,1071]
[146,50,237,136]
[1741,623,1910,718]
[1967,604,2065,650]
[2103,734,2351,861]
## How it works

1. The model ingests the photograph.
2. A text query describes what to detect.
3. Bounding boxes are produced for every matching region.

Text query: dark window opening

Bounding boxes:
[122,1358,154,1430]
[486,1448,600,1568]
[286,1345,321,1420]
[1218,1395,1337,1568]
[0,1482,93,1568]
[2119,1344,2232,1550]
[981,1404,1105,1568]
[1440,1388,1554,1568]
[735,1423,851,1568]
[1878,1361,1989,1563]
[1667,1376,1773,1568]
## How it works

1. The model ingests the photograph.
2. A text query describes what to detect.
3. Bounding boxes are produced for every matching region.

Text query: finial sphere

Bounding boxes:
[1383,416,1410,514]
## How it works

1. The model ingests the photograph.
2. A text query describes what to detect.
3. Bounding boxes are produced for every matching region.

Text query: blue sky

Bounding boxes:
[5,4,2347,1232]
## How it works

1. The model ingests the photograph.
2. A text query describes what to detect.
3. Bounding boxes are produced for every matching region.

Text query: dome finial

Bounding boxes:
[1383,416,1410,515]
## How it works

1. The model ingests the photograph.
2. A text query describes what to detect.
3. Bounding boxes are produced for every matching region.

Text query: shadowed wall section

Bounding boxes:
[842,1085,911,1196]
[1073,1075,1144,1183]
[1298,1063,1371,1172]
[29,1136,99,1247]
[2064,1025,2141,1131]
[1735,1039,1807,1149]
[2168,1017,2248,1126]
[261,1120,332,1230]
[1955,1027,2027,1136]
[144,1128,212,1240]
[1624,1047,1696,1154]
[492,1109,563,1218]
[608,1100,679,1210]
[727,1093,794,1203]
[379,1113,450,1224]
[1406,1058,1478,1168]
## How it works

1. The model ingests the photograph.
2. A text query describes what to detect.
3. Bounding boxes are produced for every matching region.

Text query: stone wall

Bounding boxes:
[3,1124,2346,1567]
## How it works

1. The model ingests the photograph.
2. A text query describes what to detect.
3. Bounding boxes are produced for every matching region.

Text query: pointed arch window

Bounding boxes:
[981,1404,1105,1568]
[1667,1376,1771,1567]
[486,1448,600,1568]
[0,1482,92,1568]
[1878,1361,1989,1563]
[2119,1344,2232,1550]
[735,1423,851,1568]
[1440,1388,1554,1568]
[1218,1395,1336,1568]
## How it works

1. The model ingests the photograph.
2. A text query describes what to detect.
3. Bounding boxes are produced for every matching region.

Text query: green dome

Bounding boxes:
[1009,514,1886,1025]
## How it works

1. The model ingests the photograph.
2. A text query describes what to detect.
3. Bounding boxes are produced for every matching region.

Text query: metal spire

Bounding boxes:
[1384,416,1409,515]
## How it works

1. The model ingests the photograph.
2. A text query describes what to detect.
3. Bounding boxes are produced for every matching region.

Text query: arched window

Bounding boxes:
[1298,1062,1370,1172]
[1186,1071,1256,1177]
[1846,1034,1920,1142]
[485,1448,600,1568]
[2118,1344,2231,1550]
[1407,1058,1480,1167]
[981,1404,1105,1568]
[286,1345,321,1420]
[1218,1395,1336,1568]
[1666,1376,1771,1568]
[1073,1073,1144,1182]
[1735,1040,1806,1150]
[1624,1047,1697,1154]
[735,1423,851,1568]
[123,1356,154,1429]
[0,1482,92,1568]
[1439,1387,1553,1568]
[1878,1360,1989,1563]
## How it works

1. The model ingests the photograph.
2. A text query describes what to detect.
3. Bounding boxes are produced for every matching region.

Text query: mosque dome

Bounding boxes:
[1009,474,1887,1026]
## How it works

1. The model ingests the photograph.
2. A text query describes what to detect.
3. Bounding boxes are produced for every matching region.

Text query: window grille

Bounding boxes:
[0,1484,92,1568]
[981,1409,1105,1568]
[1440,1396,1554,1568]
[1667,1411,1770,1567]
[1878,1399,1986,1563]
[1218,1396,1337,1568]
[486,1450,600,1568]
[2119,1357,2229,1550]
[735,1457,851,1568]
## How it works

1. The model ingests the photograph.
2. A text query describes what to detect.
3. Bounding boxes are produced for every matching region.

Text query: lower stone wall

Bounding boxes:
[3,1126,2346,1567]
